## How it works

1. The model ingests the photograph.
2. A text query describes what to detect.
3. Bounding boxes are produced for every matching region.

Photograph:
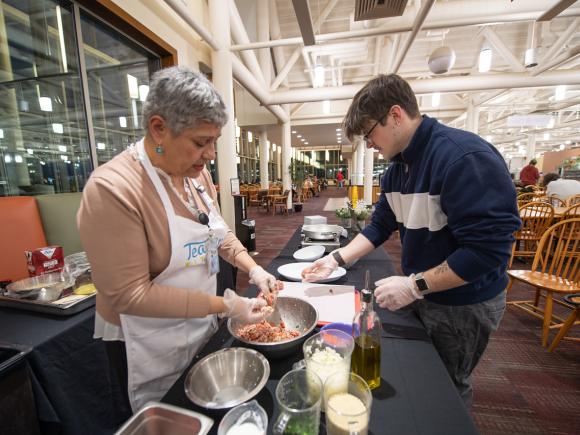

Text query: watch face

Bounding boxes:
[416,278,429,292]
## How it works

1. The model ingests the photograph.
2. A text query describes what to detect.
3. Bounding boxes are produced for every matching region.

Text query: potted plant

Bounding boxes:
[335,206,352,228]
[289,158,306,210]
[353,200,371,231]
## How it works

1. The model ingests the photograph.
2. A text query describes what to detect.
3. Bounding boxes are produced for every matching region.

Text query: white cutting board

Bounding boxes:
[278,281,358,325]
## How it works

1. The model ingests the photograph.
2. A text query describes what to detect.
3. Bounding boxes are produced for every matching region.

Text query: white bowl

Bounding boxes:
[293,245,326,262]
[277,262,347,283]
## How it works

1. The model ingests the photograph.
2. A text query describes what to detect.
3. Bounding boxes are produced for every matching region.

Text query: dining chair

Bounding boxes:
[547,293,579,352]
[272,190,290,215]
[510,202,555,267]
[517,192,540,208]
[568,194,580,206]
[546,195,567,207]
[507,218,580,347]
[563,203,580,219]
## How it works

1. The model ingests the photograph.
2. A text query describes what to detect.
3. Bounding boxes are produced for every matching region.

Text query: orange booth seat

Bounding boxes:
[0,196,47,283]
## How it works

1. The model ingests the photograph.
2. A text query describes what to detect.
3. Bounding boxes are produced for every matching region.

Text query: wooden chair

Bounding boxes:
[517,192,540,208]
[510,202,555,267]
[562,203,580,219]
[568,194,580,206]
[547,293,580,352]
[507,218,580,347]
[272,189,290,215]
[546,195,567,207]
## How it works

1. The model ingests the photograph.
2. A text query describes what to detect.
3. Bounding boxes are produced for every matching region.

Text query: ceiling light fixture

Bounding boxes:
[432,92,440,107]
[127,74,139,99]
[314,65,325,88]
[478,48,492,73]
[322,100,331,114]
[427,46,456,74]
[39,97,53,112]
[555,85,566,101]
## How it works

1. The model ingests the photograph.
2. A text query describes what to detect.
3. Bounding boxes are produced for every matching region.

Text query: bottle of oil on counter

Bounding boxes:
[351,271,381,389]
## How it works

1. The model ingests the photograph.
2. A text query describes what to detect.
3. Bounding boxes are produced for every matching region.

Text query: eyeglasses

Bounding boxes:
[363,113,388,145]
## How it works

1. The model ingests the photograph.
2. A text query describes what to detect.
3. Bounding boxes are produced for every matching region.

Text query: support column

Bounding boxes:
[364,146,374,204]
[526,134,536,163]
[282,113,292,209]
[356,138,365,185]
[351,148,358,186]
[276,146,281,180]
[259,130,269,188]
[210,0,236,229]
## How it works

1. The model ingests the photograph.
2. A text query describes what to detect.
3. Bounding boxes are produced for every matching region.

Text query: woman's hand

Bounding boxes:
[223,289,267,323]
[249,266,278,296]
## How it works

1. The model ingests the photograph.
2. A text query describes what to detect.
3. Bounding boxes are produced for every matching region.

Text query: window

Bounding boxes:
[0,0,162,196]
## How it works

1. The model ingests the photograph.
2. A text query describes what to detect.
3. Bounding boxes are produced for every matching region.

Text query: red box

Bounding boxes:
[25,246,64,277]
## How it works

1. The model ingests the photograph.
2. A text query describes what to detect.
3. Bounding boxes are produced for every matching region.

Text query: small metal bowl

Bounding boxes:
[228,297,318,358]
[184,348,270,410]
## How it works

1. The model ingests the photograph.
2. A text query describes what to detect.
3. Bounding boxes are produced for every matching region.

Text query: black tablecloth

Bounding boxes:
[0,307,126,435]
[162,227,478,434]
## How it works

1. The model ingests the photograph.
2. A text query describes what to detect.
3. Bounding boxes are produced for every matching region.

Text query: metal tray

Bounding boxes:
[115,402,213,435]
[0,292,95,316]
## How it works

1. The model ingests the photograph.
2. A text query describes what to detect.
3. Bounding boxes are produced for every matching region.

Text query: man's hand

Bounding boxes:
[374,275,423,311]
[249,266,278,296]
[223,289,267,323]
[301,254,338,282]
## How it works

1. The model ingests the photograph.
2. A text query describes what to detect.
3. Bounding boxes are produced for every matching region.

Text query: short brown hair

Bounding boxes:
[542,172,559,187]
[343,74,420,140]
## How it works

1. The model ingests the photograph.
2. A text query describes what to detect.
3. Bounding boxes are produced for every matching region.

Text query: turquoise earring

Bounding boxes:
[155,143,164,154]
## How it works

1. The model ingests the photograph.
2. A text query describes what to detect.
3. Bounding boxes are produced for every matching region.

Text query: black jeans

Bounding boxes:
[104,340,133,418]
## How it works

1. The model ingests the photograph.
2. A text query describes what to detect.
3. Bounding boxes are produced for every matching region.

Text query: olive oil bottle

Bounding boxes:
[351,271,381,389]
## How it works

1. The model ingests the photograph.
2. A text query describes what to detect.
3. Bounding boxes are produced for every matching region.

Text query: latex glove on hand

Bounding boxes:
[223,289,267,323]
[374,275,423,311]
[301,254,338,282]
[249,266,279,297]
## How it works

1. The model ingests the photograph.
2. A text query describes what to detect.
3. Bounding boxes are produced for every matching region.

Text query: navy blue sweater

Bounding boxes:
[362,116,521,305]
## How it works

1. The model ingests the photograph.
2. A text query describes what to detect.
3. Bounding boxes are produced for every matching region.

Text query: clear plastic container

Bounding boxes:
[217,400,267,435]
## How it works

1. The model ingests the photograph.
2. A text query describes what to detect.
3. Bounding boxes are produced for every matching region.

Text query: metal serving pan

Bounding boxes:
[302,224,343,240]
[114,402,213,435]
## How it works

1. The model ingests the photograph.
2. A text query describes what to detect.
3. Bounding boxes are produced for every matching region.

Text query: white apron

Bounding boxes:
[120,139,227,412]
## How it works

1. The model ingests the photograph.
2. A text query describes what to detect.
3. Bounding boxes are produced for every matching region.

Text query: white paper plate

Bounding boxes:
[277,262,347,283]
[293,245,326,262]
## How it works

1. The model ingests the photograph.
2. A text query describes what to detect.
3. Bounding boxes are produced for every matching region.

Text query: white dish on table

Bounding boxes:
[293,245,326,262]
[277,262,346,283]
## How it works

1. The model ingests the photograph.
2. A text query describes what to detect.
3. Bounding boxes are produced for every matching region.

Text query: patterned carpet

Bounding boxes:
[241,187,580,435]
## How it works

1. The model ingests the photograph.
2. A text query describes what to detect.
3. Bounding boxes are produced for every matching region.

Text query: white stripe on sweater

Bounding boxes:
[385,192,447,231]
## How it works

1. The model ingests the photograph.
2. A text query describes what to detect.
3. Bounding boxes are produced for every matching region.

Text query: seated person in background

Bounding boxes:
[543,172,580,202]
[519,158,540,187]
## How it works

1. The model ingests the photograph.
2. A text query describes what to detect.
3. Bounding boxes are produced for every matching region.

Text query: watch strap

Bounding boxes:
[332,250,346,267]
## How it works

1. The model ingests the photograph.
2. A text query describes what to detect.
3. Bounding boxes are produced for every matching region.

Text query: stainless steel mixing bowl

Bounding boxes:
[5,273,73,302]
[228,296,318,358]
[184,347,269,410]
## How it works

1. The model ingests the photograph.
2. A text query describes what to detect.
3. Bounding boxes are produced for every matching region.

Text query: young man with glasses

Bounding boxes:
[302,74,521,407]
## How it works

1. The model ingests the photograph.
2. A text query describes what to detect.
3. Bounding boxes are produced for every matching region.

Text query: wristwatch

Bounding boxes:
[413,272,431,295]
[331,250,346,267]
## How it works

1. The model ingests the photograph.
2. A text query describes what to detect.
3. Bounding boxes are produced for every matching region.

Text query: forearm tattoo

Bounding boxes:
[433,261,450,276]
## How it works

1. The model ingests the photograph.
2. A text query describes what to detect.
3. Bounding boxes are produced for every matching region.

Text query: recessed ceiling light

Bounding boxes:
[297,135,302,138]
[292,130,297,134]
[335,128,341,131]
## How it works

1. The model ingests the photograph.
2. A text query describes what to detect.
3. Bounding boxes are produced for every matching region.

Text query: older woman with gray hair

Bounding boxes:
[78,66,279,412]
